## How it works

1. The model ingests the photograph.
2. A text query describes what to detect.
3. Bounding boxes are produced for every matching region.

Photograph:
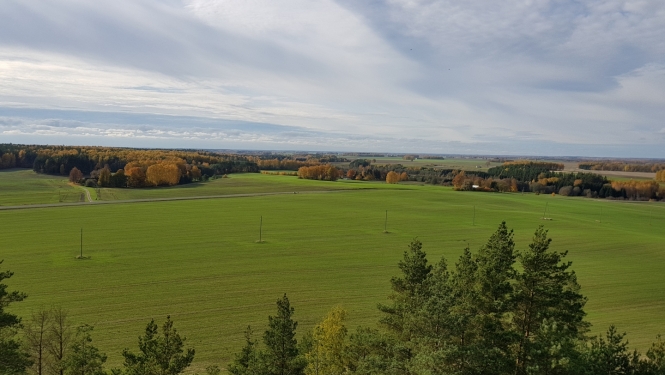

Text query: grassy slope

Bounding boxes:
[90,173,376,201]
[0,169,84,205]
[1,172,665,371]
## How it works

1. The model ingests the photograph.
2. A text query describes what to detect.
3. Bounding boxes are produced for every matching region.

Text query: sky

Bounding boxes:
[1,0,664,157]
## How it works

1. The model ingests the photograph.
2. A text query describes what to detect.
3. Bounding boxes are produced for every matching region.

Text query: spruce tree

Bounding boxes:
[262,294,305,375]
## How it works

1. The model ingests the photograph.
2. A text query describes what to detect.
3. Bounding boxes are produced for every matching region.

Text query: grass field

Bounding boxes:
[1,171,665,372]
[0,169,86,206]
[341,156,503,171]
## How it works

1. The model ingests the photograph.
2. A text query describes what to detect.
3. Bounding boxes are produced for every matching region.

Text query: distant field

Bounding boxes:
[345,156,502,171]
[0,169,86,206]
[2,172,664,373]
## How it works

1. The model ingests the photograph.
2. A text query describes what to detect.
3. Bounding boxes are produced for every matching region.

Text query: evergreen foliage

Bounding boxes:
[0,260,31,375]
[120,316,195,375]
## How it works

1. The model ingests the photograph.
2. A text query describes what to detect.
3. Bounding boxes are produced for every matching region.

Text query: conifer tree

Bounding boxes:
[378,239,432,341]
[0,261,32,375]
[228,326,259,375]
[62,325,106,375]
[512,226,588,374]
[120,316,194,375]
[262,294,305,375]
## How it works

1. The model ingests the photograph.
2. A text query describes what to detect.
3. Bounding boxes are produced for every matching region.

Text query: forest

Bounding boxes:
[0,144,259,188]
[579,162,665,173]
[3,224,665,375]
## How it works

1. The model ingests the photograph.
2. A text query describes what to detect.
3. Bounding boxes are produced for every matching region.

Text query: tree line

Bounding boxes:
[0,144,259,188]
[579,162,665,173]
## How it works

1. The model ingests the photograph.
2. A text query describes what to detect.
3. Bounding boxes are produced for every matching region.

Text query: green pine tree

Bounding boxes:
[0,261,32,375]
[62,325,106,375]
[512,226,588,374]
[262,294,305,375]
[120,316,195,375]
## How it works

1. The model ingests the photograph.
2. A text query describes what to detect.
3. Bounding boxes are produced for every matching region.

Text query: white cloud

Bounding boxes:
[0,0,663,156]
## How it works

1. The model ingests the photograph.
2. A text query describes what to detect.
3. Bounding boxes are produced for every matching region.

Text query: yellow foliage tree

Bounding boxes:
[400,172,409,181]
[386,171,400,184]
[656,170,665,182]
[305,307,348,375]
[146,163,181,186]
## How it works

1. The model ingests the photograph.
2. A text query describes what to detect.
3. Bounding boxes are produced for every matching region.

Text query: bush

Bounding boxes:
[559,186,573,196]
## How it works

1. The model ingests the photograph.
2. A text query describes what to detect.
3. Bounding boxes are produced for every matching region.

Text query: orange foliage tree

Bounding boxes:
[69,167,83,183]
[298,165,339,181]
[386,171,400,184]
[146,163,181,186]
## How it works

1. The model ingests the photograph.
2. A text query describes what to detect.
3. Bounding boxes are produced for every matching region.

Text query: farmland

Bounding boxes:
[1,170,665,371]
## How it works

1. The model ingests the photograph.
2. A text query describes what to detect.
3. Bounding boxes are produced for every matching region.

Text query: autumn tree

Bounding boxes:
[385,171,400,184]
[120,316,195,375]
[0,261,32,375]
[452,171,466,190]
[305,307,348,375]
[146,163,181,186]
[346,170,356,179]
[97,167,111,187]
[68,168,83,184]
[399,172,409,181]
[657,170,665,182]
[125,167,146,188]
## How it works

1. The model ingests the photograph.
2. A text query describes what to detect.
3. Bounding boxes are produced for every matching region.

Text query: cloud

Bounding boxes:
[0,0,664,156]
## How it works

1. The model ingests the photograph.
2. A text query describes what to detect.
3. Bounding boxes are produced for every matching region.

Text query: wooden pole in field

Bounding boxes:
[599,207,602,223]
[259,216,263,242]
[473,206,476,226]
[80,228,83,258]
[543,202,548,218]
[384,210,388,233]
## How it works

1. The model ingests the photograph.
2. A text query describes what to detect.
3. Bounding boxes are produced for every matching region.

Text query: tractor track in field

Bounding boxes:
[0,189,371,211]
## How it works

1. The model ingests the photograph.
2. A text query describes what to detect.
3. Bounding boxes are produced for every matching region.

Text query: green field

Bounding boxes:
[340,156,503,171]
[1,170,665,372]
[0,169,86,205]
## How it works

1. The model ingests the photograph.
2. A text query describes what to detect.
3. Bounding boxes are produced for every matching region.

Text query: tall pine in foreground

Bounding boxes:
[512,226,588,374]
[0,261,32,375]
[262,294,305,375]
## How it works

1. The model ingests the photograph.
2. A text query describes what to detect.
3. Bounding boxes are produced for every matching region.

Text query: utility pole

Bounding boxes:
[384,210,388,233]
[259,216,263,242]
[543,202,548,218]
[80,228,83,258]
[473,205,476,226]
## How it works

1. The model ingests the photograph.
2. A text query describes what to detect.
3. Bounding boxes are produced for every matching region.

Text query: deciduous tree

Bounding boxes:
[305,307,348,375]
[46,307,72,375]
[24,309,50,375]
[68,168,83,184]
